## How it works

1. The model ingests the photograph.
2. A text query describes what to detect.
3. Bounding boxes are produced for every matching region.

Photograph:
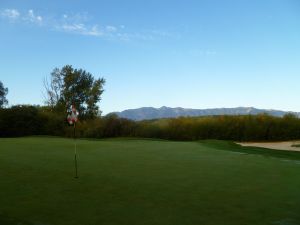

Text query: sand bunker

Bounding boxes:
[237,141,300,152]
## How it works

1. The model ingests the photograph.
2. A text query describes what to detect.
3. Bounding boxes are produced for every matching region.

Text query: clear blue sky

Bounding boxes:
[1,0,299,114]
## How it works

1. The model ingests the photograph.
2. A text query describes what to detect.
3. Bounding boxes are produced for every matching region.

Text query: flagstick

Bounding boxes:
[74,122,78,178]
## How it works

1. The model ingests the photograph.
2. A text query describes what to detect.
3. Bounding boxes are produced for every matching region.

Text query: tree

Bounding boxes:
[0,81,8,108]
[44,67,63,109]
[44,65,105,118]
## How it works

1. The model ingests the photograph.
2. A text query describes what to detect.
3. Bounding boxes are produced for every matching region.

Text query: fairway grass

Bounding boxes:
[0,137,300,225]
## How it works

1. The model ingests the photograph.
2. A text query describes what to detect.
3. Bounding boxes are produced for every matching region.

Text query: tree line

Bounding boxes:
[1,65,300,141]
[0,105,300,141]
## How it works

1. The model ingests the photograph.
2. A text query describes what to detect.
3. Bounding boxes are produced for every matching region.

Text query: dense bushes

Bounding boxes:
[0,105,66,137]
[1,105,300,141]
[0,106,43,137]
[156,114,300,141]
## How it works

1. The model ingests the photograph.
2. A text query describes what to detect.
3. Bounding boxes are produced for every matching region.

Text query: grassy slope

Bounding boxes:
[0,137,300,225]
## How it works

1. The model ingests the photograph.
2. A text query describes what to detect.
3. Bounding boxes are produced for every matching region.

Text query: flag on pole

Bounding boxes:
[67,104,79,178]
[67,105,79,125]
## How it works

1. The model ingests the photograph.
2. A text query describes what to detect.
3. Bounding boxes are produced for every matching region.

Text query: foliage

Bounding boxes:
[1,105,300,141]
[44,65,105,118]
[0,81,8,108]
[0,105,43,137]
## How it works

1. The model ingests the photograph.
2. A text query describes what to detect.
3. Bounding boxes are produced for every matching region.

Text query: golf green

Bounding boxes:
[0,137,300,225]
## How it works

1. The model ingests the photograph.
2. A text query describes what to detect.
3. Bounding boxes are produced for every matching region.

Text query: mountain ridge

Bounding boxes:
[113,106,300,121]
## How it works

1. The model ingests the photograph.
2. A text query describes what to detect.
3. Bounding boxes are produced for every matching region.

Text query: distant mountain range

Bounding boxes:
[113,106,300,121]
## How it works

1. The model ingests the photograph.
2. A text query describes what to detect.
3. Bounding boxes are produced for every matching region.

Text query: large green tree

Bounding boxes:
[0,81,8,108]
[44,65,105,118]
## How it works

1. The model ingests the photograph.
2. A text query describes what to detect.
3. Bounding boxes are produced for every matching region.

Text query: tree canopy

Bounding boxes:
[44,65,105,118]
[0,81,8,108]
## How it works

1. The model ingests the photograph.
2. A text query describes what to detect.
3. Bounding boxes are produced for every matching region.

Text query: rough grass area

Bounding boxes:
[292,144,300,147]
[0,137,300,225]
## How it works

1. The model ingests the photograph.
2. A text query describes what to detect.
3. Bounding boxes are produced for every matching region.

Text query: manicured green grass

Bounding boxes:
[0,137,300,225]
